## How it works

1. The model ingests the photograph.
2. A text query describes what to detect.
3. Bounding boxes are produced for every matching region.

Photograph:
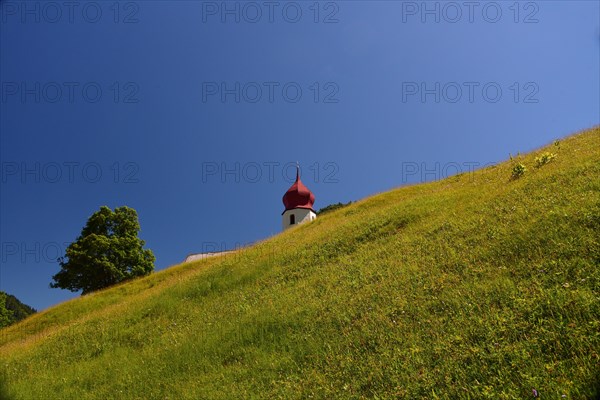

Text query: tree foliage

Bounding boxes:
[0,292,14,329]
[3,292,36,322]
[51,206,155,294]
[0,292,35,329]
[317,201,352,215]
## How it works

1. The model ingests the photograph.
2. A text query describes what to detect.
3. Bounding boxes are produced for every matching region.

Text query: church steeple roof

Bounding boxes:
[282,165,315,212]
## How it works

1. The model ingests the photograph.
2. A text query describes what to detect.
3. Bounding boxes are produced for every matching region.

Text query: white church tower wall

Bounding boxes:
[282,208,316,230]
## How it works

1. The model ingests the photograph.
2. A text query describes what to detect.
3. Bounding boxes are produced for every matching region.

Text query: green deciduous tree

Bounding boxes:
[51,206,155,294]
[0,292,14,329]
[317,201,352,215]
[0,292,35,328]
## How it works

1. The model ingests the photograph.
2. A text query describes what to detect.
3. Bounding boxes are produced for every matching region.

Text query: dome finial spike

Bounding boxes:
[296,161,300,181]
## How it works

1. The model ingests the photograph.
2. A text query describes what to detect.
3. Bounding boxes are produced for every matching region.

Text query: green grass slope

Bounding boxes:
[1,127,599,399]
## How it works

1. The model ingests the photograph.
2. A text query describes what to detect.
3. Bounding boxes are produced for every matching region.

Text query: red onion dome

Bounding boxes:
[282,167,315,212]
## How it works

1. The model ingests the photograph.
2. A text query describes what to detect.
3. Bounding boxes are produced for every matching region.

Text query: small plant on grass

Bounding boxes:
[511,163,527,180]
[535,152,556,168]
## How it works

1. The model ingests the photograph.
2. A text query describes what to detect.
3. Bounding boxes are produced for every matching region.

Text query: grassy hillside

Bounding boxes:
[1,127,599,399]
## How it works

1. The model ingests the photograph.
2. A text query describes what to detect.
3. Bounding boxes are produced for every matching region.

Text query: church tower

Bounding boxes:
[282,165,316,230]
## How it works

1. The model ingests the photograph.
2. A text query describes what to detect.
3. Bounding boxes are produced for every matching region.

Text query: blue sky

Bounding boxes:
[1,1,599,311]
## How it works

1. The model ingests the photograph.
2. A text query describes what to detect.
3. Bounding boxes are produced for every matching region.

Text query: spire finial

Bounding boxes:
[296,161,300,180]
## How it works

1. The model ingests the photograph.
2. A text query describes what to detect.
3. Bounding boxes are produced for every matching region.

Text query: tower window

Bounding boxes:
[290,214,295,225]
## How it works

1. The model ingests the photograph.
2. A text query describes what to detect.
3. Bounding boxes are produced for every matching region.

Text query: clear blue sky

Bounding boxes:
[1,1,599,311]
